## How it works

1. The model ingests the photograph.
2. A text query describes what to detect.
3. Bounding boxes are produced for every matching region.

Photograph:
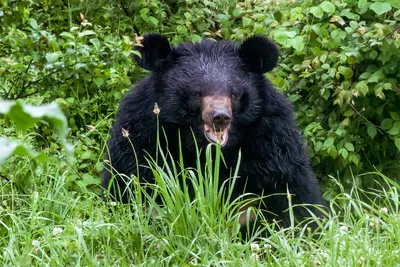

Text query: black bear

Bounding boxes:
[102,33,325,229]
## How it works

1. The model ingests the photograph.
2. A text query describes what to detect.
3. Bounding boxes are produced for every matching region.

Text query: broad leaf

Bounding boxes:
[367,125,377,138]
[387,0,400,8]
[0,101,73,154]
[320,1,336,14]
[0,138,36,164]
[369,2,392,15]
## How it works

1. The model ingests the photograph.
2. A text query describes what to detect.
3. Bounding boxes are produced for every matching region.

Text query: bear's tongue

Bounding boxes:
[204,125,228,146]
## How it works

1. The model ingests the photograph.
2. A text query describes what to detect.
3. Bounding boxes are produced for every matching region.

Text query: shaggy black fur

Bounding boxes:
[102,33,325,228]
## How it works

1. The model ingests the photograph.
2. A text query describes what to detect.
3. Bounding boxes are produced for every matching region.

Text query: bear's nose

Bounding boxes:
[212,111,231,128]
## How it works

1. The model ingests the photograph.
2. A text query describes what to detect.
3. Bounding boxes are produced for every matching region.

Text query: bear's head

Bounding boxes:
[134,34,279,148]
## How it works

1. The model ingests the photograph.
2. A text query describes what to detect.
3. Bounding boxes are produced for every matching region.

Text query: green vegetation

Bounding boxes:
[1,0,400,265]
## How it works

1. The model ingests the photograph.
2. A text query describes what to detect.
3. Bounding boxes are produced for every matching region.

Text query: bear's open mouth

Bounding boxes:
[204,125,229,146]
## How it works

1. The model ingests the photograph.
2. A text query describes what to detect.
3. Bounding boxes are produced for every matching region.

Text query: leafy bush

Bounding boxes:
[223,0,400,193]
[0,100,71,162]
[1,1,400,265]
[268,0,400,192]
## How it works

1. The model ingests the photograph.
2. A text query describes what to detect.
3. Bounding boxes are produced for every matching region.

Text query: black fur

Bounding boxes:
[240,35,280,73]
[133,33,171,71]
[103,34,325,228]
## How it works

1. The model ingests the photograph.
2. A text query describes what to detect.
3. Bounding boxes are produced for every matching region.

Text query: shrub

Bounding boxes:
[223,0,400,193]
[1,0,399,195]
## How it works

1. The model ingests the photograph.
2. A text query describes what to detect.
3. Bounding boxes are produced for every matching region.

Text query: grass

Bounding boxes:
[1,138,400,266]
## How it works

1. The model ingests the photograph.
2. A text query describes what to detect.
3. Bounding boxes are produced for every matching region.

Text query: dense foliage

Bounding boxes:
[2,0,400,196]
[1,0,400,265]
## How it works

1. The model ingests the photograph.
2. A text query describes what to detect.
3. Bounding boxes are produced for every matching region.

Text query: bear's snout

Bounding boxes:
[201,96,232,146]
[211,110,231,129]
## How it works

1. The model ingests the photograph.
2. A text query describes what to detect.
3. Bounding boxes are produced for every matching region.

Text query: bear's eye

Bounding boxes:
[231,94,238,101]
[192,93,202,99]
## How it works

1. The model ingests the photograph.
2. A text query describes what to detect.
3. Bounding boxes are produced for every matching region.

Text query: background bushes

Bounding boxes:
[1,0,399,196]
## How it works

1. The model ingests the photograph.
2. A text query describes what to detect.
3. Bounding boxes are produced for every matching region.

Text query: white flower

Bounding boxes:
[53,227,63,235]
[32,240,40,247]
[339,225,348,233]
[264,244,272,250]
[381,207,388,214]
[339,241,346,251]
[122,128,129,138]
[110,201,117,206]
[250,243,260,251]
[369,217,379,227]
[87,125,96,132]
[250,253,259,261]
[153,102,160,114]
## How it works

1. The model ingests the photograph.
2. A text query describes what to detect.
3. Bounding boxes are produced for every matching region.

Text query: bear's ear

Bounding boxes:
[133,34,172,71]
[239,35,280,73]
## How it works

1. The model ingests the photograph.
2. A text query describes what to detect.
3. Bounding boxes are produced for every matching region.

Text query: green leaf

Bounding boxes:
[358,0,368,9]
[320,1,336,14]
[0,101,72,154]
[383,83,392,90]
[359,72,371,80]
[381,118,393,130]
[77,174,100,188]
[190,34,202,43]
[60,32,75,39]
[327,146,338,159]
[140,7,149,19]
[242,17,252,27]
[322,137,335,149]
[274,11,282,22]
[314,141,323,152]
[338,66,353,79]
[369,50,378,60]
[82,174,100,185]
[388,128,399,135]
[355,81,369,96]
[45,52,59,63]
[367,125,377,138]
[78,30,96,37]
[290,36,305,51]
[395,138,400,151]
[274,30,297,46]
[344,109,354,117]
[388,122,400,135]
[368,70,383,83]
[94,78,105,87]
[321,64,330,69]
[3,102,39,131]
[345,142,355,152]
[387,0,400,8]
[369,2,392,16]
[349,21,358,30]
[232,9,242,17]
[340,148,349,159]
[0,138,36,164]
[335,128,344,137]
[149,16,159,25]
[310,6,324,18]
[30,18,38,30]
[349,153,360,165]
[90,38,101,51]
[390,112,400,121]
[184,12,192,20]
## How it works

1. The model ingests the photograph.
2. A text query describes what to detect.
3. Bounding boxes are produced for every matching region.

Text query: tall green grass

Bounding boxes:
[1,137,399,265]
